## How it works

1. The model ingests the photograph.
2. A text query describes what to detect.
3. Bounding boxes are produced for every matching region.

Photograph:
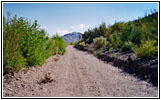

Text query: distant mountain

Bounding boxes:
[62,32,82,43]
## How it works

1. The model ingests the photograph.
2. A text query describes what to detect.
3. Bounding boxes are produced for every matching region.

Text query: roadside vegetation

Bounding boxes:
[75,10,158,59]
[68,41,79,45]
[3,12,66,74]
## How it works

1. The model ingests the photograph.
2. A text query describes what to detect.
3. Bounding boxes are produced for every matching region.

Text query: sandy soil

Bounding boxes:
[3,46,158,97]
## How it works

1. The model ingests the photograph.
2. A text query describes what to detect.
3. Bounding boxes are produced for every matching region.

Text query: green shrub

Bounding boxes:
[3,13,66,74]
[129,26,142,45]
[75,41,88,50]
[93,36,107,49]
[111,22,125,33]
[3,15,27,74]
[79,42,88,47]
[93,50,101,56]
[98,22,108,37]
[77,12,158,60]
[109,48,113,53]
[69,41,78,45]
[89,48,94,53]
[120,23,133,42]
[82,22,108,44]
[109,33,122,49]
[133,40,158,59]
[121,41,134,52]
[51,34,66,55]
[93,51,98,56]
[20,25,49,66]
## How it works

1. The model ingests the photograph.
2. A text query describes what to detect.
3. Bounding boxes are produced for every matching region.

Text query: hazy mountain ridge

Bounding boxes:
[62,32,82,43]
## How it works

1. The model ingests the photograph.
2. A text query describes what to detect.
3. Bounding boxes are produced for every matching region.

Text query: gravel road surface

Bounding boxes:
[3,46,158,97]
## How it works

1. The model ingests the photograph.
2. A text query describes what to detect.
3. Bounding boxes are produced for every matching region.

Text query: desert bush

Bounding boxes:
[121,41,134,52]
[3,13,66,74]
[20,21,49,66]
[83,29,94,44]
[82,22,108,44]
[109,48,113,53]
[149,25,158,41]
[111,22,125,33]
[98,22,108,37]
[109,33,122,49]
[129,26,142,45]
[93,50,101,56]
[93,36,107,49]
[89,48,94,53]
[51,34,66,55]
[77,11,158,59]
[69,41,79,45]
[3,15,27,73]
[133,39,158,59]
[75,41,88,50]
[79,42,88,47]
[120,23,133,42]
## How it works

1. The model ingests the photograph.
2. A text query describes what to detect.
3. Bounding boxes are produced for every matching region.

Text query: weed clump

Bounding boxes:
[93,36,107,50]
[121,41,134,52]
[133,40,158,59]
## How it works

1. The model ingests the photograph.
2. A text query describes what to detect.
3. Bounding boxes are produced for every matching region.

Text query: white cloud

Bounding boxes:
[78,24,90,29]
[69,24,90,29]
[54,24,90,36]
[56,29,70,36]
[79,24,85,29]
[80,31,84,34]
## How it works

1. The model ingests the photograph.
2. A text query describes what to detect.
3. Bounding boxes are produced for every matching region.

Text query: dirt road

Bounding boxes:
[3,46,158,97]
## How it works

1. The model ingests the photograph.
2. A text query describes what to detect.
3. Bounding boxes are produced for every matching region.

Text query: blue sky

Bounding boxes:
[3,3,158,36]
